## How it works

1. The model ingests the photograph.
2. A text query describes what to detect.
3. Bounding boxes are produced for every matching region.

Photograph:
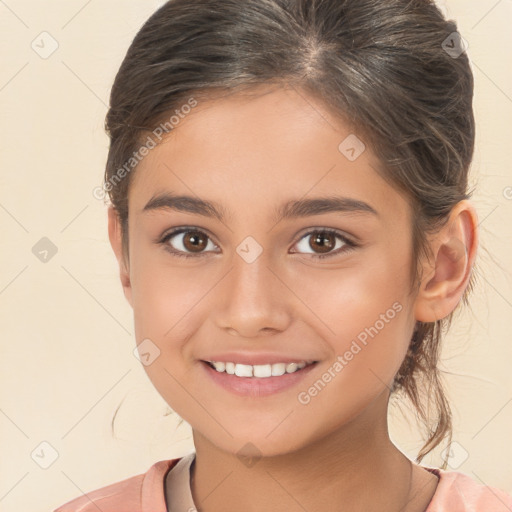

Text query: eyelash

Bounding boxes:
[158,226,358,260]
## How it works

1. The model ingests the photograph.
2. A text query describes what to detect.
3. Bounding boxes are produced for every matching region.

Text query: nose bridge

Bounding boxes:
[213,248,290,337]
[231,250,273,302]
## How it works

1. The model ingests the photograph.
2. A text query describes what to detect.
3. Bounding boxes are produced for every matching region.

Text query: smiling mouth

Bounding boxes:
[202,360,318,378]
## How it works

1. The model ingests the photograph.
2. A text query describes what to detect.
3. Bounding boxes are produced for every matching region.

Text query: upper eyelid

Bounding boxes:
[160,226,220,246]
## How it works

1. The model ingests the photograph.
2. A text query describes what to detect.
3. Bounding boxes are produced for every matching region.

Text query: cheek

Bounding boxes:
[298,248,409,331]
[128,262,207,413]
[298,249,411,380]
[129,253,218,357]
[291,269,410,433]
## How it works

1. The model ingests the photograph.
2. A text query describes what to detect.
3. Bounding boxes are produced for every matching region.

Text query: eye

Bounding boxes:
[292,229,357,259]
[158,227,357,260]
[158,227,218,259]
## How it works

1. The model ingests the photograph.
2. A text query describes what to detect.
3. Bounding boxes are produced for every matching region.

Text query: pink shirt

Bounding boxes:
[53,453,512,511]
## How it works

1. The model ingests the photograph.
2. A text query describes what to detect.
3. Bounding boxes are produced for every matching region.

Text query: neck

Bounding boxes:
[189,391,424,512]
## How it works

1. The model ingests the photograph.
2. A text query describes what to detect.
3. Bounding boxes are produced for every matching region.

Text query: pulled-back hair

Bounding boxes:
[104,0,476,468]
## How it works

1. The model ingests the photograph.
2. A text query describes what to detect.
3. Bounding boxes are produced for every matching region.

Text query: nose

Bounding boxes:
[212,252,292,338]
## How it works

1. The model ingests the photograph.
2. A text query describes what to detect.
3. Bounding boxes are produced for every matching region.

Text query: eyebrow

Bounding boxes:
[141,192,379,223]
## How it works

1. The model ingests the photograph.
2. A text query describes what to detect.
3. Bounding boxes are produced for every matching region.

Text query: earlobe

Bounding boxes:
[107,206,133,307]
[414,200,478,323]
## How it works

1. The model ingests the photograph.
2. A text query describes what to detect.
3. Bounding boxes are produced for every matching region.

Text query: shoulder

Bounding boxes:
[425,466,512,512]
[52,459,180,512]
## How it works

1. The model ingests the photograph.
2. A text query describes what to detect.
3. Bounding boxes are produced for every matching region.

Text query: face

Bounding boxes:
[110,85,422,457]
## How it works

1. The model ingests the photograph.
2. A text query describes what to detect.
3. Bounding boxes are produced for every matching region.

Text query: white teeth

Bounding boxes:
[212,361,225,372]
[234,364,253,377]
[271,363,286,376]
[253,364,272,378]
[207,360,313,378]
[286,362,298,373]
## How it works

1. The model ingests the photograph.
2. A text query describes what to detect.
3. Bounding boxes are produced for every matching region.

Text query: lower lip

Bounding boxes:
[200,360,318,397]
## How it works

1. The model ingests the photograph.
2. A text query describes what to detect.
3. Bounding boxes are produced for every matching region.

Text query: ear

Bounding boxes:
[414,200,479,323]
[107,206,133,308]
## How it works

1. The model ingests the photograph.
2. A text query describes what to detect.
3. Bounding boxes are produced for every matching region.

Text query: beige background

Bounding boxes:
[0,1,511,511]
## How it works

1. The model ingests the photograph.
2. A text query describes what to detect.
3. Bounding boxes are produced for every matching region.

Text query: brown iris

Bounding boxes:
[182,230,209,252]
[310,231,336,254]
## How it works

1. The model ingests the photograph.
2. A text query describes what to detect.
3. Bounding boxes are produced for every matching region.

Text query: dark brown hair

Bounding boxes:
[104,0,476,468]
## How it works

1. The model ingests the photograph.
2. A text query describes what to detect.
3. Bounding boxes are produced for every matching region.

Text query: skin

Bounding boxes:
[108,84,478,512]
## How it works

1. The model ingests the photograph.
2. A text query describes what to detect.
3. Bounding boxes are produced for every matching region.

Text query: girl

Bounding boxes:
[55,0,512,510]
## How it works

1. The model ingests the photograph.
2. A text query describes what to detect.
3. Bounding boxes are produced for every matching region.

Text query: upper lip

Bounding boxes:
[200,352,318,366]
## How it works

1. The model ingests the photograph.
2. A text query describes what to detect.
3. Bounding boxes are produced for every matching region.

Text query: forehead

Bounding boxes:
[128,86,410,224]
